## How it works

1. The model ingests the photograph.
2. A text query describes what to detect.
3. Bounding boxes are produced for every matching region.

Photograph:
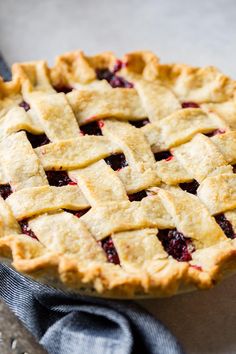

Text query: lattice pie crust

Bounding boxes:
[1,51,236,297]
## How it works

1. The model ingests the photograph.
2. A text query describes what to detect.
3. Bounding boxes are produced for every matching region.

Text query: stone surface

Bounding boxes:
[138,273,236,354]
[0,0,236,78]
[0,299,47,354]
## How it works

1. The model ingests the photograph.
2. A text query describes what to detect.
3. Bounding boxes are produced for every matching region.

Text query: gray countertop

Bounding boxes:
[1,0,236,78]
[1,1,236,353]
[0,299,47,354]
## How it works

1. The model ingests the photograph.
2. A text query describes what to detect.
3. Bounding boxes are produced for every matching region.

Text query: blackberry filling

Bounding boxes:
[113,59,123,73]
[179,180,199,195]
[96,68,133,88]
[181,102,200,109]
[0,184,12,199]
[158,229,195,262]
[128,190,147,202]
[109,75,133,88]
[215,214,235,239]
[19,101,30,112]
[46,171,75,187]
[64,209,90,218]
[80,121,102,136]
[96,68,113,81]
[129,118,150,128]
[154,151,172,161]
[204,129,225,137]
[53,85,73,93]
[104,153,128,171]
[26,132,50,148]
[100,236,120,264]
[19,220,38,240]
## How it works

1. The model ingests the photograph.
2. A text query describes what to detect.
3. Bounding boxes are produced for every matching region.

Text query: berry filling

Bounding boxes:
[53,85,73,93]
[0,184,12,200]
[129,118,150,128]
[80,121,103,136]
[179,180,199,195]
[96,68,133,88]
[46,171,75,187]
[64,208,90,218]
[215,214,235,239]
[154,150,173,162]
[233,165,236,173]
[19,220,38,240]
[104,153,128,171]
[100,236,120,264]
[181,102,200,109]
[96,68,113,81]
[19,101,30,112]
[157,229,195,262]
[128,190,147,202]
[109,75,133,89]
[113,59,123,73]
[205,129,226,137]
[26,132,50,148]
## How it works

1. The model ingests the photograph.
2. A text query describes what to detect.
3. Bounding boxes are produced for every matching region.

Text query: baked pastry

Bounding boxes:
[1,50,236,298]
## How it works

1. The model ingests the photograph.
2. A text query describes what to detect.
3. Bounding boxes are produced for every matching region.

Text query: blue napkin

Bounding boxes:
[0,55,184,354]
[0,53,11,81]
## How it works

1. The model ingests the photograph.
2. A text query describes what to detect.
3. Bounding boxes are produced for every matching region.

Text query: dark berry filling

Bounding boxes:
[19,220,38,240]
[157,229,195,262]
[64,208,90,218]
[26,132,50,148]
[109,75,133,89]
[205,129,226,137]
[113,59,123,73]
[96,68,113,81]
[46,171,75,187]
[179,180,199,195]
[154,150,173,162]
[100,236,120,264]
[104,153,128,171]
[128,190,147,202]
[129,118,150,128]
[80,121,103,136]
[96,68,133,88]
[233,165,236,173]
[0,184,12,200]
[19,101,30,112]
[181,102,200,109]
[53,85,73,94]
[215,214,235,239]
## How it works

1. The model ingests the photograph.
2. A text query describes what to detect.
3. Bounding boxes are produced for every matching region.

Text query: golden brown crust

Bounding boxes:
[1,50,236,298]
[50,51,117,87]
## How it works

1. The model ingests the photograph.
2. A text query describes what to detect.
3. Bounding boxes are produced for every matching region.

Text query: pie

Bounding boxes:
[1,50,236,298]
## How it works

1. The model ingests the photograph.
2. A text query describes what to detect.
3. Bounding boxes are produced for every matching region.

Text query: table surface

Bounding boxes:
[1,0,236,353]
[0,299,47,354]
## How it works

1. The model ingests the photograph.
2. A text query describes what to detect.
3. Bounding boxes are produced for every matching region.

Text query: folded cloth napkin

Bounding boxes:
[0,55,184,354]
[0,53,12,81]
[0,264,184,354]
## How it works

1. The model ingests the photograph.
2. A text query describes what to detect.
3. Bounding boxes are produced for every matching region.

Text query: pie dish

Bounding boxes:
[1,50,236,298]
